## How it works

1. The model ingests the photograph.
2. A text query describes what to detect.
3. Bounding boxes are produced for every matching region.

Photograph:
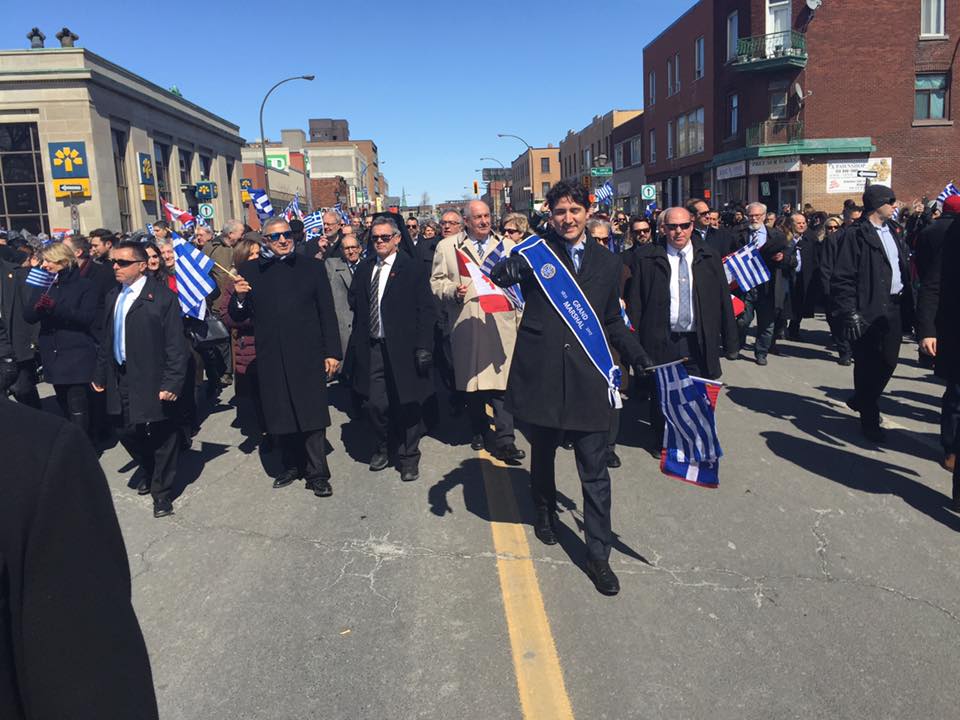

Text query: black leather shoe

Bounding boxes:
[470,434,484,451]
[606,451,621,469]
[585,559,620,596]
[369,451,389,472]
[861,423,886,444]
[137,479,151,496]
[725,351,739,361]
[838,355,852,366]
[311,478,333,497]
[755,355,768,366]
[533,511,558,545]
[273,468,300,488]
[153,501,174,519]
[400,467,419,482]
[494,443,526,462]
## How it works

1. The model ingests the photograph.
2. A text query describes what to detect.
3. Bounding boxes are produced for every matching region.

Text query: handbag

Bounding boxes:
[188,315,230,348]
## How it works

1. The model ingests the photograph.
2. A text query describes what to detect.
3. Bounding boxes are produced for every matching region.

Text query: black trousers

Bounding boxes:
[529,424,612,561]
[0,359,40,408]
[607,409,620,453]
[367,340,424,471]
[279,428,330,481]
[941,380,960,454]
[467,390,515,448]
[54,383,90,438]
[852,297,902,427]
[649,332,707,440]
[827,312,853,360]
[235,368,265,438]
[116,367,179,505]
[754,287,781,357]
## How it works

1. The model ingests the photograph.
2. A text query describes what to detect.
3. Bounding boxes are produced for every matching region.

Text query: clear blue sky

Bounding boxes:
[3,0,695,205]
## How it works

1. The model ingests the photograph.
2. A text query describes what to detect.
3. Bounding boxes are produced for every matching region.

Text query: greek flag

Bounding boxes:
[644,200,658,219]
[146,223,155,237]
[333,202,351,225]
[480,239,524,310]
[171,232,215,320]
[655,362,723,488]
[250,189,274,220]
[723,243,770,292]
[302,209,324,239]
[26,267,57,290]
[594,181,614,204]
[937,182,959,207]
[283,192,304,222]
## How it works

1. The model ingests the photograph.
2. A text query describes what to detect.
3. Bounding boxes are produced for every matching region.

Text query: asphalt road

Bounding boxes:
[94,316,960,720]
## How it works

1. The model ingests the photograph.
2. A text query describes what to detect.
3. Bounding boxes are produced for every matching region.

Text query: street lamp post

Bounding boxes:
[259,74,314,200]
[481,157,509,217]
[497,134,535,210]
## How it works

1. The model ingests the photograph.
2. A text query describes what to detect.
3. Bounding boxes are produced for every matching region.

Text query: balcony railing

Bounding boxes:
[747,120,804,147]
[732,30,807,69]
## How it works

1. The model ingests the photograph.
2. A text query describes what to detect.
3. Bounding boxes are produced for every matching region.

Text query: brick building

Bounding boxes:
[508,146,560,212]
[610,114,647,214]
[559,110,642,195]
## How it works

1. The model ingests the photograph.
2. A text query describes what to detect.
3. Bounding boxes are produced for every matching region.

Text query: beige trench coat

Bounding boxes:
[430,232,520,392]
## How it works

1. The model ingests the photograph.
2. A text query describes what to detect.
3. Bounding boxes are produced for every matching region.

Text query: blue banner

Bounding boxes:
[512,235,622,408]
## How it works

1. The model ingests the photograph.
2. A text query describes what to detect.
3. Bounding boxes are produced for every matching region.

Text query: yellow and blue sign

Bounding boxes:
[138,152,157,201]
[48,142,89,179]
[240,177,252,203]
[194,181,217,200]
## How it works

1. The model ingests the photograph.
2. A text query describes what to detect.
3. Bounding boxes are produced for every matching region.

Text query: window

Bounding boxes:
[915,74,948,119]
[178,148,193,186]
[614,143,624,170]
[666,120,674,159]
[726,11,739,61]
[728,93,739,137]
[583,147,592,169]
[199,154,212,180]
[648,71,656,105]
[674,109,705,158]
[921,0,945,36]
[770,90,788,119]
[677,115,688,157]
[225,159,235,216]
[0,122,48,235]
[695,37,705,80]
[541,181,551,197]
[630,136,642,166]
[111,129,131,233]
[667,58,674,95]
[694,107,705,153]
[649,130,656,164]
[540,156,550,173]
[154,142,171,202]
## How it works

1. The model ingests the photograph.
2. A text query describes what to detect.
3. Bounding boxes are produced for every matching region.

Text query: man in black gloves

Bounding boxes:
[831,184,912,442]
[491,180,652,596]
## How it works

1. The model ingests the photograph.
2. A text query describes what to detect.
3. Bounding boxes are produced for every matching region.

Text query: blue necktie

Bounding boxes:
[677,251,692,332]
[573,247,584,273]
[114,287,131,365]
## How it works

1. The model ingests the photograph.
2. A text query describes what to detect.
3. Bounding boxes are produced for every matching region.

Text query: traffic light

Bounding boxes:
[473,180,479,195]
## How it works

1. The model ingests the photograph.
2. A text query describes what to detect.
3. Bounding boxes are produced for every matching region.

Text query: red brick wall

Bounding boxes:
[310,177,348,209]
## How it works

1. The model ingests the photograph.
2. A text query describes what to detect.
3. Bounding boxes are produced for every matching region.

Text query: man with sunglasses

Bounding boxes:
[94,241,188,518]
[628,216,653,249]
[405,217,421,246]
[687,199,739,257]
[229,218,342,496]
[831,184,912,443]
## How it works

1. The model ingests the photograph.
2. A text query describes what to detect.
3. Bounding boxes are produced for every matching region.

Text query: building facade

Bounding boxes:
[508,146,560,212]
[0,41,242,235]
[558,110,643,195]
[610,114,648,214]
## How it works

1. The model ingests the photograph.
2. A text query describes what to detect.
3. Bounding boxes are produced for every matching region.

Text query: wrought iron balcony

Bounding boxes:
[731,30,807,71]
[747,120,804,147]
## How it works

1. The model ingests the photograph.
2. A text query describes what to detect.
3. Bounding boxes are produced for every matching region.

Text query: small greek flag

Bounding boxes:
[937,182,959,207]
[146,223,155,237]
[283,192,304,222]
[302,209,324,239]
[645,200,658,219]
[171,232,216,320]
[250,189,274,220]
[594,181,614,204]
[723,244,771,292]
[26,267,57,290]
[480,239,524,310]
[333,202,351,225]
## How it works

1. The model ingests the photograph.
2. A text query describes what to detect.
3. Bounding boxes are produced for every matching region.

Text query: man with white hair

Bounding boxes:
[298,209,344,260]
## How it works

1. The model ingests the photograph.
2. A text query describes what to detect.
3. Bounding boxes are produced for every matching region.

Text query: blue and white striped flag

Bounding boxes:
[171,232,215,320]
[594,181,614,204]
[937,182,959,207]
[26,267,57,290]
[333,202,351,225]
[644,200,658,219]
[480,239,524,310]
[723,243,771,292]
[146,223,155,237]
[283,192,304,222]
[655,361,722,488]
[302,209,324,239]
[249,189,274,220]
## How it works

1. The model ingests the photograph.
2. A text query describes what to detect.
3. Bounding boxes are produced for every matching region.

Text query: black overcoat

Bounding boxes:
[23,267,98,385]
[78,257,117,343]
[0,401,159,720]
[95,276,188,426]
[0,260,37,362]
[348,250,436,403]
[625,240,738,380]
[791,231,821,319]
[229,253,342,434]
[916,214,960,381]
[494,231,647,433]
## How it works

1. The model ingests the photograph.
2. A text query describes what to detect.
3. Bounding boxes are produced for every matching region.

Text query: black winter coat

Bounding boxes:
[915,214,960,381]
[695,226,741,257]
[831,218,912,325]
[0,260,36,361]
[229,252,342,434]
[348,251,437,403]
[493,231,647,432]
[791,231,821,319]
[625,241,738,380]
[23,267,98,385]
[77,257,117,343]
[756,228,797,311]
[95,277,188,426]
[0,401,158,720]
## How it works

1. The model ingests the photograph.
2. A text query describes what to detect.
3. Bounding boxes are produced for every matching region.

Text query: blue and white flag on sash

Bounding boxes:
[594,181,614,204]
[511,235,621,408]
[171,232,215,320]
[723,243,770,292]
[26,267,57,290]
[654,361,723,488]
[302,209,324,239]
[937,182,959,207]
[481,239,524,310]
[250,189,274,220]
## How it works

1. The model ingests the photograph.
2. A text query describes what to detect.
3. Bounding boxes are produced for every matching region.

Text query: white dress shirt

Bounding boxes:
[114,275,147,363]
[666,242,696,332]
[872,220,904,295]
[750,225,768,248]
[371,251,397,339]
[566,238,586,272]
[467,233,491,259]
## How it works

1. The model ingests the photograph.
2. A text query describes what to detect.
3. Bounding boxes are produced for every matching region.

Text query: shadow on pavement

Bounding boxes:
[171,440,232,501]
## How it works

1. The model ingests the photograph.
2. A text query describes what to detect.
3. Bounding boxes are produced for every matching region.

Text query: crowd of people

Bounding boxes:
[1,180,957,598]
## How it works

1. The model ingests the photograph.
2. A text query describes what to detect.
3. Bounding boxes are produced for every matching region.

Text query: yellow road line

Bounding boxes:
[479,450,576,720]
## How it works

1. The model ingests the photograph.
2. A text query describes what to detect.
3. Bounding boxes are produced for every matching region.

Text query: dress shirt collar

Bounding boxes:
[376,250,398,269]
[123,275,148,294]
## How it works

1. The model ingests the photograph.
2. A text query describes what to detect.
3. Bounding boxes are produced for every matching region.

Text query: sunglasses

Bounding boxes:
[264,231,294,242]
[111,258,142,267]
[503,228,522,235]
[664,222,693,231]
[589,235,610,242]
[632,227,652,234]
[406,224,418,229]
[371,234,396,243]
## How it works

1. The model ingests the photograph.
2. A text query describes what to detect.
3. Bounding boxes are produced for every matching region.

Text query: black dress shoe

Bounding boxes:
[153,501,174,519]
[494,443,526,462]
[137,479,151,496]
[755,355,768,366]
[606,451,621,469]
[311,478,333,497]
[400,467,419,482]
[725,351,740,361]
[533,511,558,545]
[470,434,485,451]
[585,559,620,596]
[369,451,389,472]
[861,423,886,444]
[273,468,300,488]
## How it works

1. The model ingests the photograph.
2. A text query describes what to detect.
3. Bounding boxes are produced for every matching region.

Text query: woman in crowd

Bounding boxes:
[420,219,439,243]
[144,240,164,280]
[22,241,98,437]
[500,212,531,242]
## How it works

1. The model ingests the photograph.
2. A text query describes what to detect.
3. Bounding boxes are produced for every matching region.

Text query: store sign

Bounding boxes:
[52,179,91,198]
[715,160,746,180]
[749,155,800,175]
[137,152,156,201]
[826,158,893,194]
[240,177,252,203]
[48,142,90,179]
[266,152,289,171]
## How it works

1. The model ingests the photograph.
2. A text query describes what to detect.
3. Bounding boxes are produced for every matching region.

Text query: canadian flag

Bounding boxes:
[456,249,512,314]
[162,200,195,226]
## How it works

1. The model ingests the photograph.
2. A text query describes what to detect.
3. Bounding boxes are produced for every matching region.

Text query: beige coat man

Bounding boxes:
[430,231,520,392]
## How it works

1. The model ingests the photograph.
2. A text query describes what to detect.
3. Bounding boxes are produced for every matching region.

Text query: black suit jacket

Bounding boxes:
[915,214,960,381]
[0,260,36,361]
[348,251,436,404]
[695,226,740,257]
[78,257,117,343]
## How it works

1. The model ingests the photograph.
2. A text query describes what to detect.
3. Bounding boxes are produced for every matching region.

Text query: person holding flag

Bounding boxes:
[431,200,524,462]
[492,181,652,596]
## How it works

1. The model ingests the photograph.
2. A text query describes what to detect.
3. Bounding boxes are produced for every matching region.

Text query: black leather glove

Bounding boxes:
[839,310,867,342]
[414,348,433,377]
[633,347,654,375]
[490,255,531,288]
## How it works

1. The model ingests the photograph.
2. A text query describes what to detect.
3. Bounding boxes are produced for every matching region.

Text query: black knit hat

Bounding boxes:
[862,184,895,212]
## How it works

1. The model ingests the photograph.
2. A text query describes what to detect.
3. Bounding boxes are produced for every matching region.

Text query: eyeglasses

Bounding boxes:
[111,258,142,267]
[664,222,693,231]
[371,234,396,243]
[264,231,294,242]
[503,228,522,235]
[589,235,610,243]
[406,224,418,229]
[826,225,840,231]
[440,220,462,226]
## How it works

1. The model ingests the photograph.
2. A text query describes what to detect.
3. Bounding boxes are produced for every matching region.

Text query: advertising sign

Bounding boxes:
[826,158,893,194]
[48,142,89,179]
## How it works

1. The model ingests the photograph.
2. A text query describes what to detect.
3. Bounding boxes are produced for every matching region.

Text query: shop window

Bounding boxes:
[0,122,47,235]
[178,148,193,186]
[915,74,948,119]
